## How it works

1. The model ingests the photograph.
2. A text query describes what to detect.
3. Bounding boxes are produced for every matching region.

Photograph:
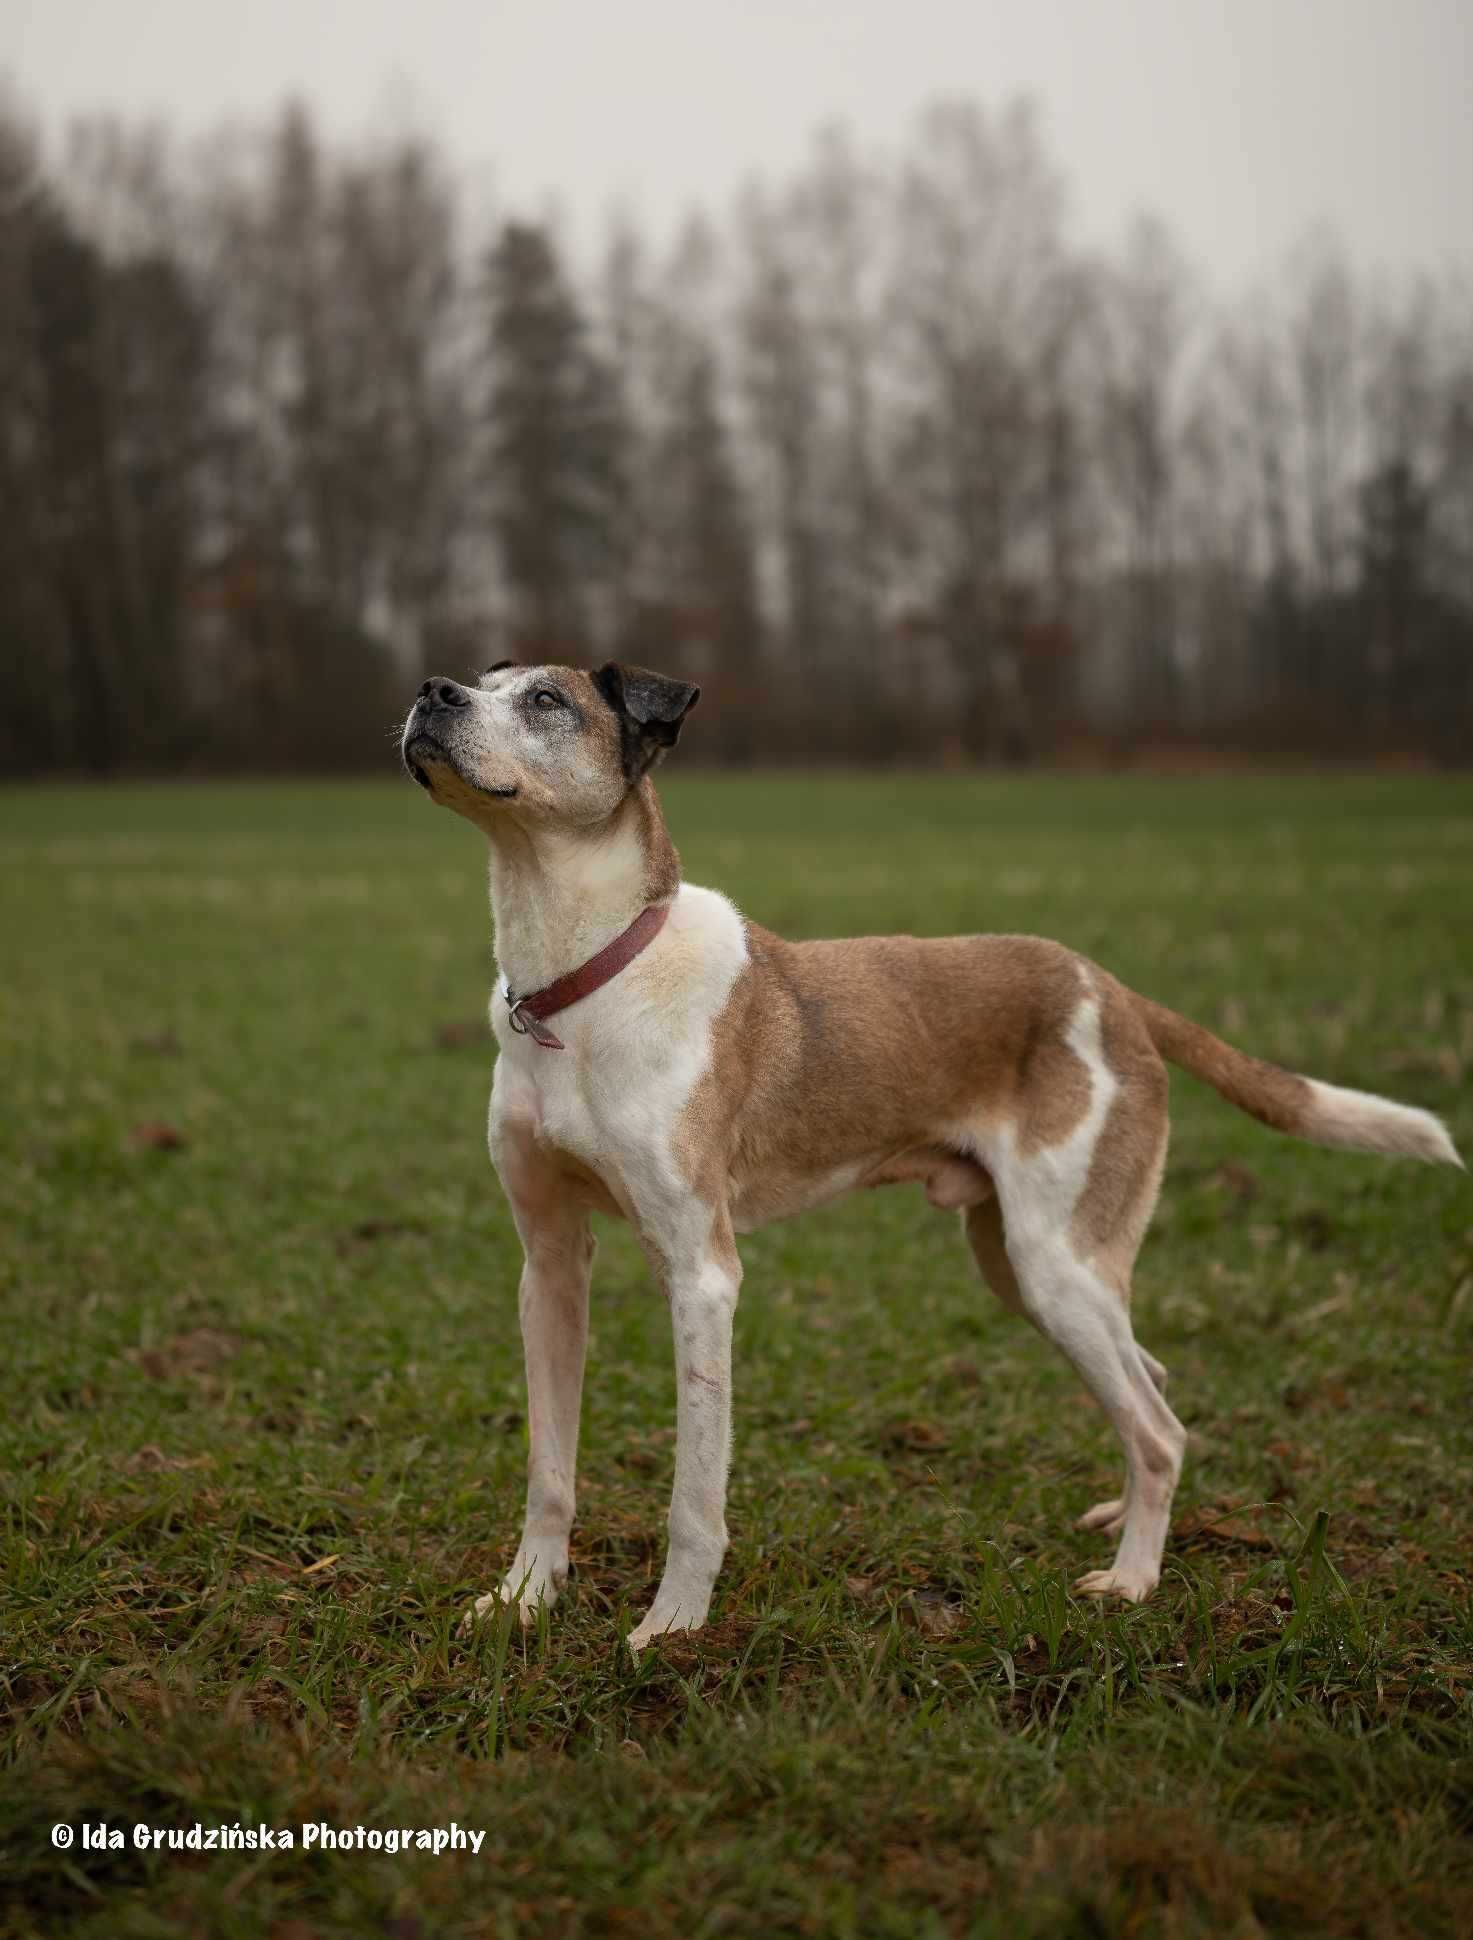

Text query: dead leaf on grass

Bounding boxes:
[1173,1506,1275,1550]
[1209,1161,1261,1204]
[434,1019,486,1051]
[335,1218,428,1255]
[883,1419,950,1453]
[129,1121,185,1152]
[1291,1208,1337,1252]
[903,1588,965,1637]
[129,1328,240,1379]
[1283,1377,1351,1414]
[123,1445,216,1473]
[939,1354,983,1388]
[130,1030,182,1057]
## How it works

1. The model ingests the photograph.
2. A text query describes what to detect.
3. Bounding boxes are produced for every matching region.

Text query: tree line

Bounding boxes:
[1,91,1470,776]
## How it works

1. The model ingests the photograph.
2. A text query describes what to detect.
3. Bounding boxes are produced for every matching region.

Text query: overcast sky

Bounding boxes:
[8,0,1471,287]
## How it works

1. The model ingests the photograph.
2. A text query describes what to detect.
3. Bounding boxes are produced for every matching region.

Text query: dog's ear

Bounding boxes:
[592,663,700,781]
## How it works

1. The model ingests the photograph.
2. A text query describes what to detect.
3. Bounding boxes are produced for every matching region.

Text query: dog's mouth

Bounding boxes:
[403,731,517,799]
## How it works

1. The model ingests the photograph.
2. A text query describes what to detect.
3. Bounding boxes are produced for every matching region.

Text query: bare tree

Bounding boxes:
[892,99,1069,757]
[735,183,829,748]
[1096,214,1198,732]
[485,221,626,656]
[2,83,1469,773]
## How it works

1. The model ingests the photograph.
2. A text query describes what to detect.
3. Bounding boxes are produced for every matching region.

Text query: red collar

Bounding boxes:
[504,903,670,1050]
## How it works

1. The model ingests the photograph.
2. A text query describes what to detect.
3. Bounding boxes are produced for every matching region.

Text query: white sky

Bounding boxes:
[7,0,1471,288]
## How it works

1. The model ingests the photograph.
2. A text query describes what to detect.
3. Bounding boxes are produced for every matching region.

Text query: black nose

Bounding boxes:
[417,677,471,711]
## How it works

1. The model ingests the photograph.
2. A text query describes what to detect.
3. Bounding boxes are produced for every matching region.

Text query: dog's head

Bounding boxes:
[401,661,700,831]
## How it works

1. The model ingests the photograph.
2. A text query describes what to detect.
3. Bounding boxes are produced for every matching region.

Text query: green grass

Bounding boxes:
[1,770,1471,1938]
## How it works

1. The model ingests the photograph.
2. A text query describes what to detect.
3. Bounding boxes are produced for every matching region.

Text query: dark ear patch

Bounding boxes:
[592,663,701,781]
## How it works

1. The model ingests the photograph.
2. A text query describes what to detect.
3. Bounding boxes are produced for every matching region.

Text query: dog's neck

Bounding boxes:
[486,777,680,995]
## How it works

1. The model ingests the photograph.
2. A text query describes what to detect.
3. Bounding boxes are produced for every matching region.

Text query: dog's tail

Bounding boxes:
[1132,994,1463,1167]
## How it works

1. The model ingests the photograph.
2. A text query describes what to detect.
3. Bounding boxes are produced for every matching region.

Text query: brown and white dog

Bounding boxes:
[402,660,1463,1650]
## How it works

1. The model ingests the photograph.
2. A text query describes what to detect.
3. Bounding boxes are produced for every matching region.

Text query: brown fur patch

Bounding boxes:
[861,1146,995,1209]
[560,671,681,905]
[676,927,1091,1229]
[551,667,683,900]
[963,1196,1024,1314]
[628,777,681,906]
[1133,992,1313,1135]
[1071,974,1171,1296]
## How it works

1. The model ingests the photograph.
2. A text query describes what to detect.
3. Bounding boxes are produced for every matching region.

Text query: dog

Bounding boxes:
[402,660,1462,1651]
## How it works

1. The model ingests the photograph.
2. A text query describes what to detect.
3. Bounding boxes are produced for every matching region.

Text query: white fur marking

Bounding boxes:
[976,988,1187,1605]
[974,990,1119,1252]
[1304,1079,1462,1166]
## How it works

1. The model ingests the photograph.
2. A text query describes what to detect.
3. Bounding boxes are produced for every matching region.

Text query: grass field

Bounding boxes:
[1,770,1471,1938]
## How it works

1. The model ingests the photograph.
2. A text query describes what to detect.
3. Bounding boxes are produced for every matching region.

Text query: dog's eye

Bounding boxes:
[533,689,563,710]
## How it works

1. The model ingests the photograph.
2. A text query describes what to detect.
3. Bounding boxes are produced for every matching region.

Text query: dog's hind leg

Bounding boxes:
[1016,1239,1185,1601]
[964,1196,1167,1540]
[1069,1337,1171,1537]
[983,980,1184,1600]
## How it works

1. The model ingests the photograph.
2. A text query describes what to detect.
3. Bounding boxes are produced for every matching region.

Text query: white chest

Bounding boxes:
[487,884,749,1210]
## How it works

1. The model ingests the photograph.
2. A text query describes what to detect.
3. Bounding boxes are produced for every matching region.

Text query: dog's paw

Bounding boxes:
[458,1589,509,1638]
[627,1595,708,1656]
[458,1551,566,1636]
[1072,1567,1157,1605]
[1075,1497,1126,1536]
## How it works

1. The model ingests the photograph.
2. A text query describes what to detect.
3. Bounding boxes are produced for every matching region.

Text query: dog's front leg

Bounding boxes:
[497,1208,594,1622]
[469,1118,594,1630]
[628,1220,741,1654]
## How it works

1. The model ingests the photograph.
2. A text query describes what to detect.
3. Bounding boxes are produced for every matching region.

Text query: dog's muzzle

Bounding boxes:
[404,677,472,787]
[416,677,473,716]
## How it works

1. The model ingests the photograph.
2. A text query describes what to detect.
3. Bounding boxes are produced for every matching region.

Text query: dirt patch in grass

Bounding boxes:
[127,1329,241,1380]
